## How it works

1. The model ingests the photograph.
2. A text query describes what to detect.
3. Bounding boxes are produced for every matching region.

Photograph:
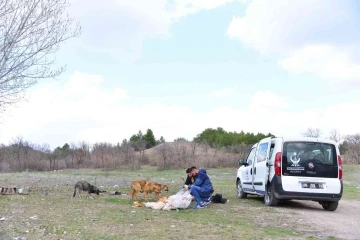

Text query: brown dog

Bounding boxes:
[129,180,168,201]
[143,182,169,201]
[129,180,147,200]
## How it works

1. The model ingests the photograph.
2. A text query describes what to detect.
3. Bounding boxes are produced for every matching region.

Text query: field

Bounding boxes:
[1,165,360,240]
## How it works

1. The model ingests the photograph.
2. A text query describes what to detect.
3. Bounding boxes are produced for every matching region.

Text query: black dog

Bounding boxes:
[73,180,105,198]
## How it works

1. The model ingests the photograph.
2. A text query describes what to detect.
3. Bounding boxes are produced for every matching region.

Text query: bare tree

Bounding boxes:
[0,143,11,171]
[173,140,188,166]
[79,141,91,163]
[0,0,81,111]
[119,140,136,167]
[201,139,209,156]
[131,139,146,156]
[302,128,322,138]
[329,129,342,143]
[189,141,198,158]
[155,143,173,169]
[344,134,360,164]
[9,135,24,170]
[92,142,112,168]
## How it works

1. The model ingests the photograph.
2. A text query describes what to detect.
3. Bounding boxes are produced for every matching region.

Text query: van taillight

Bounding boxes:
[275,152,282,176]
[338,155,343,179]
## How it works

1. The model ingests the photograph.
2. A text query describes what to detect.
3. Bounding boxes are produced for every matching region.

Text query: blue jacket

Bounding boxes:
[189,169,213,193]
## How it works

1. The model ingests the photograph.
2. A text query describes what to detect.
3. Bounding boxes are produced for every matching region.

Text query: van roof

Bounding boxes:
[249,137,337,149]
[273,136,336,145]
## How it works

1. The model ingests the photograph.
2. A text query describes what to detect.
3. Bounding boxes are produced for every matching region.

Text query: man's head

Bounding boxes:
[187,166,197,177]
[190,167,199,176]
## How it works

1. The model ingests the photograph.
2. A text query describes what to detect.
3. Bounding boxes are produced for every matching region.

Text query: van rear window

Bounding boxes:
[282,142,338,178]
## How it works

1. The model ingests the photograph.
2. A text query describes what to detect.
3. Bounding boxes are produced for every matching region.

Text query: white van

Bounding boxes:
[236,137,343,211]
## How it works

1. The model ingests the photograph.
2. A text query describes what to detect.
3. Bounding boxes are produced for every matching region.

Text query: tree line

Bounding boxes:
[194,127,275,147]
[1,127,360,173]
[0,127,271,172]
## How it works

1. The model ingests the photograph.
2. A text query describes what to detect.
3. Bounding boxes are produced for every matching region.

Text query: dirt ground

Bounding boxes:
[275,199,360,240]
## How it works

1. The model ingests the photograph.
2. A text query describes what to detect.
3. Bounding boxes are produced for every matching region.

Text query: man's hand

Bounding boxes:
[184,185,189,190]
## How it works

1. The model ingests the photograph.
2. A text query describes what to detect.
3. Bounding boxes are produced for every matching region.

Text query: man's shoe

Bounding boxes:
[193,204,205,209]
[202,200,211,206]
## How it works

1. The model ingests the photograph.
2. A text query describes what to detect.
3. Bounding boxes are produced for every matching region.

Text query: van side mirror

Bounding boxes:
[238,159,248,166]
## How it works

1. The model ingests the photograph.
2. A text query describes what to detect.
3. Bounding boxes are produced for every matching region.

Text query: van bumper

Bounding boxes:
[272,176,343,201]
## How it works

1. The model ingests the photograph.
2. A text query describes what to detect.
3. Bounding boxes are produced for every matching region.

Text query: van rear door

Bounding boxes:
[281,141,341,194]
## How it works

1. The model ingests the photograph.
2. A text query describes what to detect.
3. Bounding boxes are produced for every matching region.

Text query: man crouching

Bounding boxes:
[184,167,214,209]
[73,180,104,198]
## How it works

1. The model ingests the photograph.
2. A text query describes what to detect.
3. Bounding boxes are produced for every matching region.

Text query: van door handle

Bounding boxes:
[250,168,252,175]
[254,167,256,175]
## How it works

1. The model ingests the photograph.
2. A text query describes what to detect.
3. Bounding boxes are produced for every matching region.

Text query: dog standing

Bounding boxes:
[129,180,147,200]
[129,180,169,201]
[73,180,102,198]
[143,181,169,201]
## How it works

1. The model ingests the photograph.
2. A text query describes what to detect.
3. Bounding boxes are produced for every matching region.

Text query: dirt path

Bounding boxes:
[279,199,360,240]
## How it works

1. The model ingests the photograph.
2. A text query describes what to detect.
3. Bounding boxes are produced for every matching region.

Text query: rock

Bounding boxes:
[109,191,122,195]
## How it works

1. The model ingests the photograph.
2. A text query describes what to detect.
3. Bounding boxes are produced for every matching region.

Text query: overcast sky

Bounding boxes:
[1,0,359,149]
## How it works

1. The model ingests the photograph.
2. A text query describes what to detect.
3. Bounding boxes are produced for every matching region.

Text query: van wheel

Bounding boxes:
[321,201,339,211]
[264,183,278,206]
[237,180,247,199]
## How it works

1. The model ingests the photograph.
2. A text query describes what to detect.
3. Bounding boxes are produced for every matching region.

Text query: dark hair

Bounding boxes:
[186,166,197,173]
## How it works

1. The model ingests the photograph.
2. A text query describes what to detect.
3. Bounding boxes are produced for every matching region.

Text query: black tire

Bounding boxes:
[264,183,279,206]
[236,179,247,199]
[321,201,339,211]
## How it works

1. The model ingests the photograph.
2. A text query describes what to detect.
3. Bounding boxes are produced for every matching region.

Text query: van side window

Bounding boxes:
[257,143,269,162]
[246,147,257,166]
[267,143,275,165]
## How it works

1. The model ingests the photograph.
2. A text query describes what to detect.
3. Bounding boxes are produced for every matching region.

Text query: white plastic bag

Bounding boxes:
[144,201,166,210]
[163,189,192,210]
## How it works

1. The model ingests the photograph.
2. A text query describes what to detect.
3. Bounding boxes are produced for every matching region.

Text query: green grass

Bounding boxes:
[0,165,359,240]
[343,185,360,200]
[341,164,360,200]
[264,227,298,237]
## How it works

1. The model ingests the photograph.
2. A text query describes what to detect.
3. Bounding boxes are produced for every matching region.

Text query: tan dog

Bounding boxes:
[143,182,169,201]
[129,180,147,200]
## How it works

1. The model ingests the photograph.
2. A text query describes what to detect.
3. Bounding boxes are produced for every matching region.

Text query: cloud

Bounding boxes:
[278,44,360,88]
[1,72,358,148]
[68,0,171,61]
[168,0,244,20]
[67,0,245,61]
[227,0,360,88]
[250,90,290,109]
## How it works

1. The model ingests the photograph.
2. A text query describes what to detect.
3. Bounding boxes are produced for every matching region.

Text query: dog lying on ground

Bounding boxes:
[73,180,105,198]
[129,180,168,201]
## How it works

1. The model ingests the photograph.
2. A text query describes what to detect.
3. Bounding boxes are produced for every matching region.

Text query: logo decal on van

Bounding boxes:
[308,162,314,169]
[290,151,303,167]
